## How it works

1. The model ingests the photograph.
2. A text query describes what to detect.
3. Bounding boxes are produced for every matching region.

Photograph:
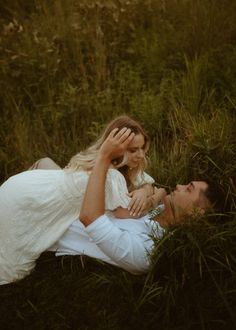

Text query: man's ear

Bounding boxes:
[199,207,205,215]
[192,207,205,216]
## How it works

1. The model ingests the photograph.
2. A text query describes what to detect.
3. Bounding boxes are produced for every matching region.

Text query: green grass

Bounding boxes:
[1,216,236,330]
[0,0,236,329]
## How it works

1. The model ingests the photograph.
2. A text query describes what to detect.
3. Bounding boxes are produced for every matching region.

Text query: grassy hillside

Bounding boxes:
[0,0,236,329]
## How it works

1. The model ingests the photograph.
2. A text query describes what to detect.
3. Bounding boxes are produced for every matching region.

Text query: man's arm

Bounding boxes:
[80,127,135,226]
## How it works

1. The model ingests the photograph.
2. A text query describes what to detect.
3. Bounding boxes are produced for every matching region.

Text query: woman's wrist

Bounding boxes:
[140,184,154,197]
[95,154,111,168]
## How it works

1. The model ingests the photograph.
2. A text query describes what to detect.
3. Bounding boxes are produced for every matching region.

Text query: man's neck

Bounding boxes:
[154,195,175,228]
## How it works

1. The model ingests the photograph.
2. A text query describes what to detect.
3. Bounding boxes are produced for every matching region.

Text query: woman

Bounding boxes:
[31,115,156,216]
[0,116,157,284]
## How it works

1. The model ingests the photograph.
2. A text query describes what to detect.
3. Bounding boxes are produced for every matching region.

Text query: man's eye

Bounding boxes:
[128,149,137,153]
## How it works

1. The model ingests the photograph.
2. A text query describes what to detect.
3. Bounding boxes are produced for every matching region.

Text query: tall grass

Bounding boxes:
[0,0,236,329]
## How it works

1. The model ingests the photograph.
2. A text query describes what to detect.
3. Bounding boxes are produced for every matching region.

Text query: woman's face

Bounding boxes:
[126,133,146,168]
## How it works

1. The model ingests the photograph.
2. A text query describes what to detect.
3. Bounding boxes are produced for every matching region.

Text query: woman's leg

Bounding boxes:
[29,157,61,170]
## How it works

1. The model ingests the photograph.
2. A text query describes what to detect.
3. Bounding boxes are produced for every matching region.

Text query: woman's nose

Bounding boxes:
[137,149,145,159]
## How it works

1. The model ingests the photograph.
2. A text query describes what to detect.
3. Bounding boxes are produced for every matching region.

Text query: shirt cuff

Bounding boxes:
[84,214,114,242]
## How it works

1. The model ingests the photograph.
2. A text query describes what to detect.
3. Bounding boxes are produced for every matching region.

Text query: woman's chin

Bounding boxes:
[128,162,139,169]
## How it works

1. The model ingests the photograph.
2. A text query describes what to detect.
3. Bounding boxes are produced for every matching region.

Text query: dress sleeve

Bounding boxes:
[104,169,130,211]
[85,215,153,274]
[133,171,155,188]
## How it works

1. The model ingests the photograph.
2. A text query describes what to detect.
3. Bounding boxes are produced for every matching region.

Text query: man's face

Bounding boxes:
[168,181,209,218]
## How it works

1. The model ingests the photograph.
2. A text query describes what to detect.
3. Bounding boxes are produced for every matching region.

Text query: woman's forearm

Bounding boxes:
[80,155,110,226]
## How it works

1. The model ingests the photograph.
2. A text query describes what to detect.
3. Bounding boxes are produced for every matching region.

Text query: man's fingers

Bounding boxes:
[152,188,167,207]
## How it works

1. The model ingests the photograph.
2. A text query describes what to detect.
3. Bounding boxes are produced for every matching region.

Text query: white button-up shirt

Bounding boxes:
[51,214,165,274]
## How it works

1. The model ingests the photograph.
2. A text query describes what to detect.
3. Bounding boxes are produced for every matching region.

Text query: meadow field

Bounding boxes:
[0,0,236,329]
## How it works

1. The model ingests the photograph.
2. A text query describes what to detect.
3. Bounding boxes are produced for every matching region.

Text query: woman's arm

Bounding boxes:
[112,187,167,219]
[112,207,141,219]
[112,194,154,218]
[127,185,154,216]
[128,172,155,215]
[80,127,134,226]
[80,128,154,274]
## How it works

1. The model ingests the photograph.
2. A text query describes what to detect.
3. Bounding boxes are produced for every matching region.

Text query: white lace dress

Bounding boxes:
[0,168,154,284]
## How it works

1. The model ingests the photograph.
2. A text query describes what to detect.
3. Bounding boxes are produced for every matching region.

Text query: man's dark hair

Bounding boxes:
[204,180,229,214]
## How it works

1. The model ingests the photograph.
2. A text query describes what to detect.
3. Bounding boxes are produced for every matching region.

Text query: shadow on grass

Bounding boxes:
[1,222,236,330]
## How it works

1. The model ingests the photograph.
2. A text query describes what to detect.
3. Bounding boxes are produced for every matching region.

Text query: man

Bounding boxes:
[50,127,215,274]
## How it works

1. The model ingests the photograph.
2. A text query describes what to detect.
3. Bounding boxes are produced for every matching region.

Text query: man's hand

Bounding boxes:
[98,127,135,162]
[150,187,167,207]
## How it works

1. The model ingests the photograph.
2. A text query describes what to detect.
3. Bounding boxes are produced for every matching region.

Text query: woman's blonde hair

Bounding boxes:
[67,115,150,190]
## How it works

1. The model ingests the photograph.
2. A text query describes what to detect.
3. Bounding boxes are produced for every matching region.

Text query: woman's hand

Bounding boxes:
[128,188,148,216]
[98,128,135,163]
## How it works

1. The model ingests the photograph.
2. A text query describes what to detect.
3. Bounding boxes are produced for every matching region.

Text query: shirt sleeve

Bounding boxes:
[133,171,155,188]
[85,215,153,274]
[104,169,131,211]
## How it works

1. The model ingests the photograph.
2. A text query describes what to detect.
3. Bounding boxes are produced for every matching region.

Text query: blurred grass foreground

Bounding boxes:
[0,0,236,329]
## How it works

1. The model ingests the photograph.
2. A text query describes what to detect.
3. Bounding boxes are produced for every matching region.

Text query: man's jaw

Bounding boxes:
[161,194,176,225]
